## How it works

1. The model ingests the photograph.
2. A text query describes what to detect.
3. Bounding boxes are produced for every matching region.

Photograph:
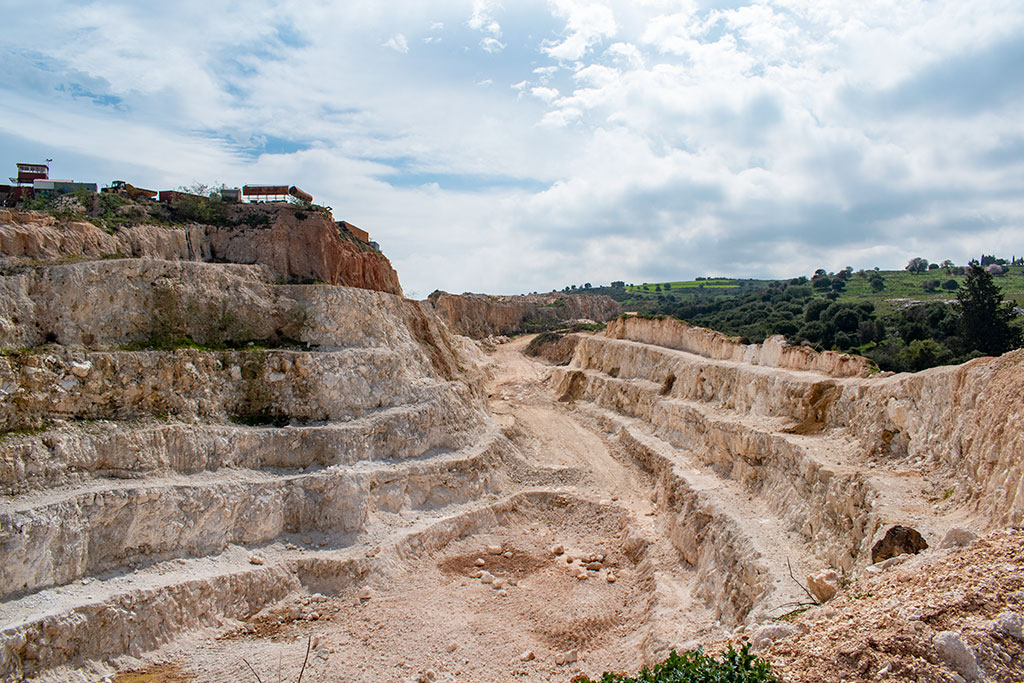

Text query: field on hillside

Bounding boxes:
[602,267,1024,314]
[837,266,1024,313]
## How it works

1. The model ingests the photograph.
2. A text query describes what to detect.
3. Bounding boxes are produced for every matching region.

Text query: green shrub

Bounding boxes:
[573,645,777,683]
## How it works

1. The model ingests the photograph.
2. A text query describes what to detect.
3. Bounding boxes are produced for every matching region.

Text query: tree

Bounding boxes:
[941,279,959,291]
[906,257,929,273]
[956,265,1021,356]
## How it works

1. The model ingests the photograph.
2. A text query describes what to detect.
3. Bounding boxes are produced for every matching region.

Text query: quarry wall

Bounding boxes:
[427,290,621,338]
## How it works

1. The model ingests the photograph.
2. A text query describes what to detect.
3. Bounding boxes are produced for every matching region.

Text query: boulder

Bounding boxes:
[933,631,982,681]
[806,569,840,603]
[940,527,977,549]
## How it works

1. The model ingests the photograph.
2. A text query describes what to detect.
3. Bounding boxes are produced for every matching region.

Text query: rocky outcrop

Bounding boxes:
[0,205,402,295]
[605,315,871,378]
[427,291,620,338]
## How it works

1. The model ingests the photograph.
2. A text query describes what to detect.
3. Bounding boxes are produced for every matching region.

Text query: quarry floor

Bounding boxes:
[102,336,711,683]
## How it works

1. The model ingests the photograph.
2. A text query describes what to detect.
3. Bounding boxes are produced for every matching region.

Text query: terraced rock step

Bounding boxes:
[582,404,820,625]
[1,399,483,495]
[0,347,483,433]
[555,349,947,570]
[0,432,510,597]
[0,489,646,677]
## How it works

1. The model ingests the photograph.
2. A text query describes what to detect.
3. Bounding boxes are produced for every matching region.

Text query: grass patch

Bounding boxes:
[0,423,51,440]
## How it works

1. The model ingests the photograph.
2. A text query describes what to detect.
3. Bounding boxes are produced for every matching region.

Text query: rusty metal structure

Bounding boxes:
[242,184,313,204]
[337,220,370,243]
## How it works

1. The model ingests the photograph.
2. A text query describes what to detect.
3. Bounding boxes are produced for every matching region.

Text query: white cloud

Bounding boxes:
[469,0,502,37]
[543,0,619,61]
[384,33,409,53]
[480,37,506,53]
[3,0,1024,295]
[530,86,560,103]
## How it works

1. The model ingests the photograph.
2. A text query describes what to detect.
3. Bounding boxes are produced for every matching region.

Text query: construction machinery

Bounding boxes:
[102,180,157,201]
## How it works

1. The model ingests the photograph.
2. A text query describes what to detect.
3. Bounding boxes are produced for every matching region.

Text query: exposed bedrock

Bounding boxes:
[0,205,402,295]
[427,290,621,338]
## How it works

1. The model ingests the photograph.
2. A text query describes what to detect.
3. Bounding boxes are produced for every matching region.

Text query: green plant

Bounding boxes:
[573,645,777,683]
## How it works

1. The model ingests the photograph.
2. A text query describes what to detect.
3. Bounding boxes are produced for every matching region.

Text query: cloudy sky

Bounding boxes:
[2,1,1023,296]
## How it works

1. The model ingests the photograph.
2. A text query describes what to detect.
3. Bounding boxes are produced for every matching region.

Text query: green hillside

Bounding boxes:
[575,262,1024,373]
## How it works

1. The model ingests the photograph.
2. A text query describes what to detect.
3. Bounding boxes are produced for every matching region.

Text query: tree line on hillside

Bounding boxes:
[579,265,1022,373]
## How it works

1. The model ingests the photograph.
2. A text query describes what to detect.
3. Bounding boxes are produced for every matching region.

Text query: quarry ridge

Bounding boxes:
[0,204,1022,682]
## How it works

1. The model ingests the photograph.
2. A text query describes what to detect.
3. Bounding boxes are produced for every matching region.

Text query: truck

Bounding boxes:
[102,180,157,201]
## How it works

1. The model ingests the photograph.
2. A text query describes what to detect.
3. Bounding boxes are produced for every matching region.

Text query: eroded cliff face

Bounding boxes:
[0,205,402,295]
[427,290,621,338]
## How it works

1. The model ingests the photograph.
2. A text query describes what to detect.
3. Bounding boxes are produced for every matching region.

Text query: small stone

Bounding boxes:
[565,556,574,564]
[285,543,298,550]
[806,569,839,603]
[503,551,513,559]
[492,578,507,589]
[585,561,603,571]
[519,650,536,662]
[497,589,508,597]
[606,573,617,583]
[248,555,265,565]
[358,587,374,601]
[575,571,588,581]
[308,612,320,620]
[933,631,982,681]
[446,642,459,653]
[750,623,800,651]
[551,544,564,556]
[479,571,495,584]
[70,361,92,378]
[468,570,483,579]
[993,611,1023,641]
[302,537,313,545]
[940,527,977,549]
[474,558,486,566]
[486,545,503,555]
[506,578,518,586]
[555,649,578,665]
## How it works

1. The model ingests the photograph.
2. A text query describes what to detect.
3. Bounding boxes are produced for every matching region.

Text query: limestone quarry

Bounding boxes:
[0,206,1023,682]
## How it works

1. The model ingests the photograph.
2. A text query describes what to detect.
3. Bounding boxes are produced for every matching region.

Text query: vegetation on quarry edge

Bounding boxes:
[573,645,777,683]
[572,260,1024,373]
